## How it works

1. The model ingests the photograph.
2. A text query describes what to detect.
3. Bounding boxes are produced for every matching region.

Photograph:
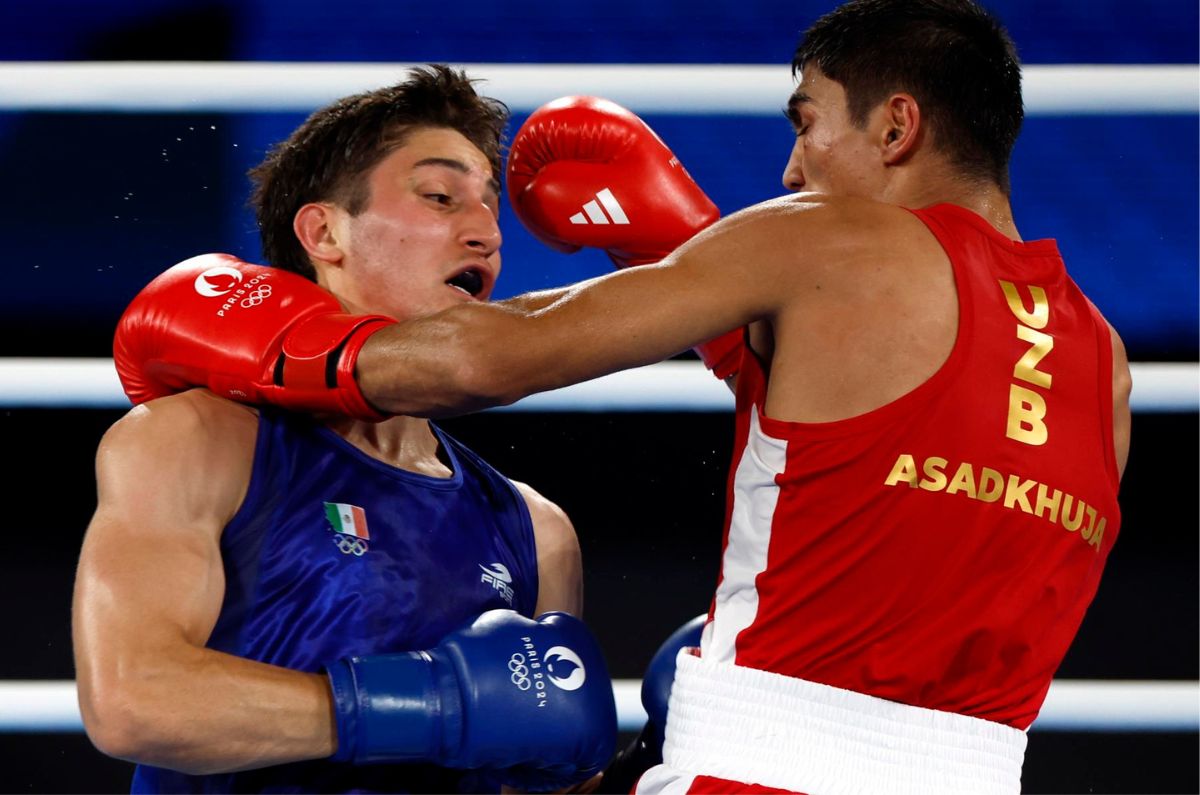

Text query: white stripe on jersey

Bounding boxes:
[703,408,787,663]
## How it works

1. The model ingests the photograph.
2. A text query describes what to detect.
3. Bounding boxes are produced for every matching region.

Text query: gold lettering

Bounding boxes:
[1014,325,1054,388]
[977,468,1004,502]
[1062,495,1086,531]
[879,449,1107,550]
[1081,506,1099,540]
[1000,280,1049,329]
[1034,484,1063,524]
[945,462,977,498]
[1003,474,1036,513]
[919,457,949,492]
[1007,385,1048,445]
[884,454,919,488]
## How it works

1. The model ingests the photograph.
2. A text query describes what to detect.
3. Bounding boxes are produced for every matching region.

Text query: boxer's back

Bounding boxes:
[706,202,1122,729]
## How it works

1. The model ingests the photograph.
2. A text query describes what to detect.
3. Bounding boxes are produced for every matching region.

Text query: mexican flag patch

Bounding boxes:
[324,502,370,540]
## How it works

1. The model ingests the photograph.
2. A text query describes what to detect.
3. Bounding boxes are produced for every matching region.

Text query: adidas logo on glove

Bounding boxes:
[569,188,630,225]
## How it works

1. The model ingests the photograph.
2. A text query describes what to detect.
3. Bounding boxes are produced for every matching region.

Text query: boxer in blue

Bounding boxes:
[71,66,615,794]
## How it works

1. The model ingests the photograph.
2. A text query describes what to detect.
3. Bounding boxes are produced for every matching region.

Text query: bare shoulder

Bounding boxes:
[772,193,935,251]
[97,390,259,529]
[510,480,577,557]
[721,192,917,233]
[736,195,957,422]
[696,193,932,282]
[101,390,257,469]
[511,481,582,617]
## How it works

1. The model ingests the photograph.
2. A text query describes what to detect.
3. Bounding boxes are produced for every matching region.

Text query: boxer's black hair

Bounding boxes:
[250,65,509,279]
[793,0,1023,193]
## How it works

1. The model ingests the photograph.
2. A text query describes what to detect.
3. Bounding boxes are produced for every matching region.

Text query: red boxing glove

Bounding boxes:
[114,253,395,421]
[693,327,745,381]
[507,95,744,378]
[507,95,718,269]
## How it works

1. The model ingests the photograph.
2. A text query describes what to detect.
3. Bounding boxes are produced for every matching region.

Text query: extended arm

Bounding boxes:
[355,197,814,416]
[110,99,745,420]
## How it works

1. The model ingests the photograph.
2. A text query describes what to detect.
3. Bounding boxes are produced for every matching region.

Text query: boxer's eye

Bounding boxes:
[447,269,484,296]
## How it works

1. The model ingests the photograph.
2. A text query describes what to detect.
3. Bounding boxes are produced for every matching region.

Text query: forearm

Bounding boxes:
[499,286,576,312]
[356,254,759,419]
[357,274,696,417]
[514,286,745,390]
[82,643,335,775]
[355,303,521,417]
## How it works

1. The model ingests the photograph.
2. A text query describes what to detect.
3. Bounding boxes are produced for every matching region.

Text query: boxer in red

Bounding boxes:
[114,1,1130,792]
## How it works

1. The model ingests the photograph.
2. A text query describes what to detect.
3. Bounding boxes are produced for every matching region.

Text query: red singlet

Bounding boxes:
[703,202,1121,730]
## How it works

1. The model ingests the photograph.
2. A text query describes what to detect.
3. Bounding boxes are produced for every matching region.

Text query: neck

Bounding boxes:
[884,163,1020,240]
[326,414,453,478]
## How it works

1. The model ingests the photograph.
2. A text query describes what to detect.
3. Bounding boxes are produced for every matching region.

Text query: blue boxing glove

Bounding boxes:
[640,613,705,742]
[325,609,617,791]
[596,614,705,793]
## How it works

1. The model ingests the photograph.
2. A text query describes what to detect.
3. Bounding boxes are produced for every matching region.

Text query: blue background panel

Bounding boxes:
[5,0,1198,63]
[2,110,1193,359]
[1,0,1196,360]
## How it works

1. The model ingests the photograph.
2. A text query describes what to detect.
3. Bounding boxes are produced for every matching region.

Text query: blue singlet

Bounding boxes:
[132,408,539,793]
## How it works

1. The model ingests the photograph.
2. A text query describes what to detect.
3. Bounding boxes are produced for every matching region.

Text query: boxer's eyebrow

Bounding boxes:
[785,92,812,126]
[414,158,502,199]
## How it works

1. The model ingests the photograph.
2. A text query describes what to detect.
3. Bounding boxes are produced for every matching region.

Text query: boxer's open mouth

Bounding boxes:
[446,268,485,297]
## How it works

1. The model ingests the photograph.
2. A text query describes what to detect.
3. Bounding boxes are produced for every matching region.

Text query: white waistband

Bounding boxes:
[663,655,1027,795]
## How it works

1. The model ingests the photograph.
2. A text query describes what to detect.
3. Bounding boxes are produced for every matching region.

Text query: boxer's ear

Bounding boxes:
[880,93,920,166]
[294,202,347,269]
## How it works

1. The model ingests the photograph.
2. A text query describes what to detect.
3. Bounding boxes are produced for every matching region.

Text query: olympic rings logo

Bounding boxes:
[240,285,273,308]
[332,534,368,556]
[509,653,532,690]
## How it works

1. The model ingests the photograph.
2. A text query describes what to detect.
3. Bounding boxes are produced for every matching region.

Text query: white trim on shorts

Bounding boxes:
[651,653,1027,795]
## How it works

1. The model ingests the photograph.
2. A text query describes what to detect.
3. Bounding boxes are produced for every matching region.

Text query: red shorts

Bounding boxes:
[635,766,805,794]
[688,775,804,794]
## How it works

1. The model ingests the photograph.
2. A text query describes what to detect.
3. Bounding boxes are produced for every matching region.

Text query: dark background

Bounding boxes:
[0,1,1196,793]
[1,409,1197,793]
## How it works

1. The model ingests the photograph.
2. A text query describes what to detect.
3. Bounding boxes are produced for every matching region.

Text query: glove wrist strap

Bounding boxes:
[325,652,446,764]
[277,315,395,421]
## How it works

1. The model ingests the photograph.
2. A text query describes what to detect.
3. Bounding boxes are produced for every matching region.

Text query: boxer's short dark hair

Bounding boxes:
[793,0,1023,193]
[250,64,509,280]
